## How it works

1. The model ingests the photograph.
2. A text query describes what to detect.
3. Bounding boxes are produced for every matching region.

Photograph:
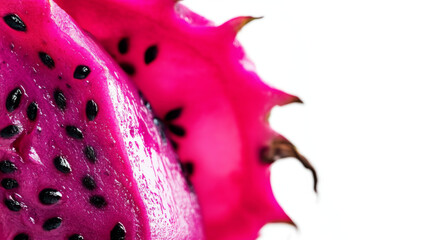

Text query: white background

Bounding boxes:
[184,1,429,239]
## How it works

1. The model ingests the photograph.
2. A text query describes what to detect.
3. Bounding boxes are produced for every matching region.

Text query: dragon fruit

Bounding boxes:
[55,0,318,239]
[0,0,203,239]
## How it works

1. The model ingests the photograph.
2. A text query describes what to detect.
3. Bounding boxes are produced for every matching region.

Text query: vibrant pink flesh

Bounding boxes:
[56,0,318,239]
[0,0,203,239]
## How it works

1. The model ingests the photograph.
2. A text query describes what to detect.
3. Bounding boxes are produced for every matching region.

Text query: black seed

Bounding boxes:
[260,138,318,192]
[3,14,27,32]
[110,222,126,240]
[144,45,158,65]
[82,175,96,190]
[0,160,17,173]
[26,102,38,121]
[164,108,183,121]
[66,126,83,139]
[6,87,22,112]
[53,156,71,173]
[118,37,129,54]
[14,233,29,240]
[38,52,55,69]
[54,89,66,110]
[42,217,62,231]
[86,100,98,121]
[39,188,62,205]
[0,125,19,138]
[84,146,97,163]
[5,198,21,212]
[73,65,91,79]
[181,162,195,176]
[90,195,106,209]
[170,140,178,150]
[69,234,84,240]
[168,124,186,137]
[1,178,18,189]
[119,62,136,76]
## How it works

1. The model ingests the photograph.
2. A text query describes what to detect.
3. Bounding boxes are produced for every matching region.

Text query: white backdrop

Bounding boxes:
[184,1,429,239]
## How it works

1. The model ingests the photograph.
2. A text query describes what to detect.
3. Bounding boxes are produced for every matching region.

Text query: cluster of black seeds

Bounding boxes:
[1,160,21,214]
[2,13,127,240]
[128,45,194,184]
[162,107,186,149]
[116,36,159,77]
[154,104,195,185]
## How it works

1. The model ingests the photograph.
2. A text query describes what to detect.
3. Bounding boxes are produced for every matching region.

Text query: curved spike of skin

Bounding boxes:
[218,16,263,40]
[0,0,203,239]
[55,0,317,239]
[261,136,318,192]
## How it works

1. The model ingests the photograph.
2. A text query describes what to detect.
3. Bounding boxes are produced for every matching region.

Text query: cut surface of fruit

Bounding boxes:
[0,0,203,239]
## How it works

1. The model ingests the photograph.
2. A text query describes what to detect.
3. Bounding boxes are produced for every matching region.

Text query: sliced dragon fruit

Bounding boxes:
[55,0,318,239]
[0,0,203,239]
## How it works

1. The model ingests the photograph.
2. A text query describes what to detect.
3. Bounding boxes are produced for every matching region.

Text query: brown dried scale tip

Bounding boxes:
[260,136,318,192]
[221,16,263,35]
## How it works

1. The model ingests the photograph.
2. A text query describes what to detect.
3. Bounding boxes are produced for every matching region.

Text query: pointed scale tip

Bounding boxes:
[289,96,304,104]
[261,136,318,193]
[282,93,304,105]
[269,90,304,108]
[285,219,299,230]
[269,218,299,231]
[220,16,263,37]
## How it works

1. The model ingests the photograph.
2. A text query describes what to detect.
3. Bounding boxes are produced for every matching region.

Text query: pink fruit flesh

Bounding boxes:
[56,0,318,239]
[0,0,203,239]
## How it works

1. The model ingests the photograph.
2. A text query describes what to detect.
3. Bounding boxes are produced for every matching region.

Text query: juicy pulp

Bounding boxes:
[0,0,203,239]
